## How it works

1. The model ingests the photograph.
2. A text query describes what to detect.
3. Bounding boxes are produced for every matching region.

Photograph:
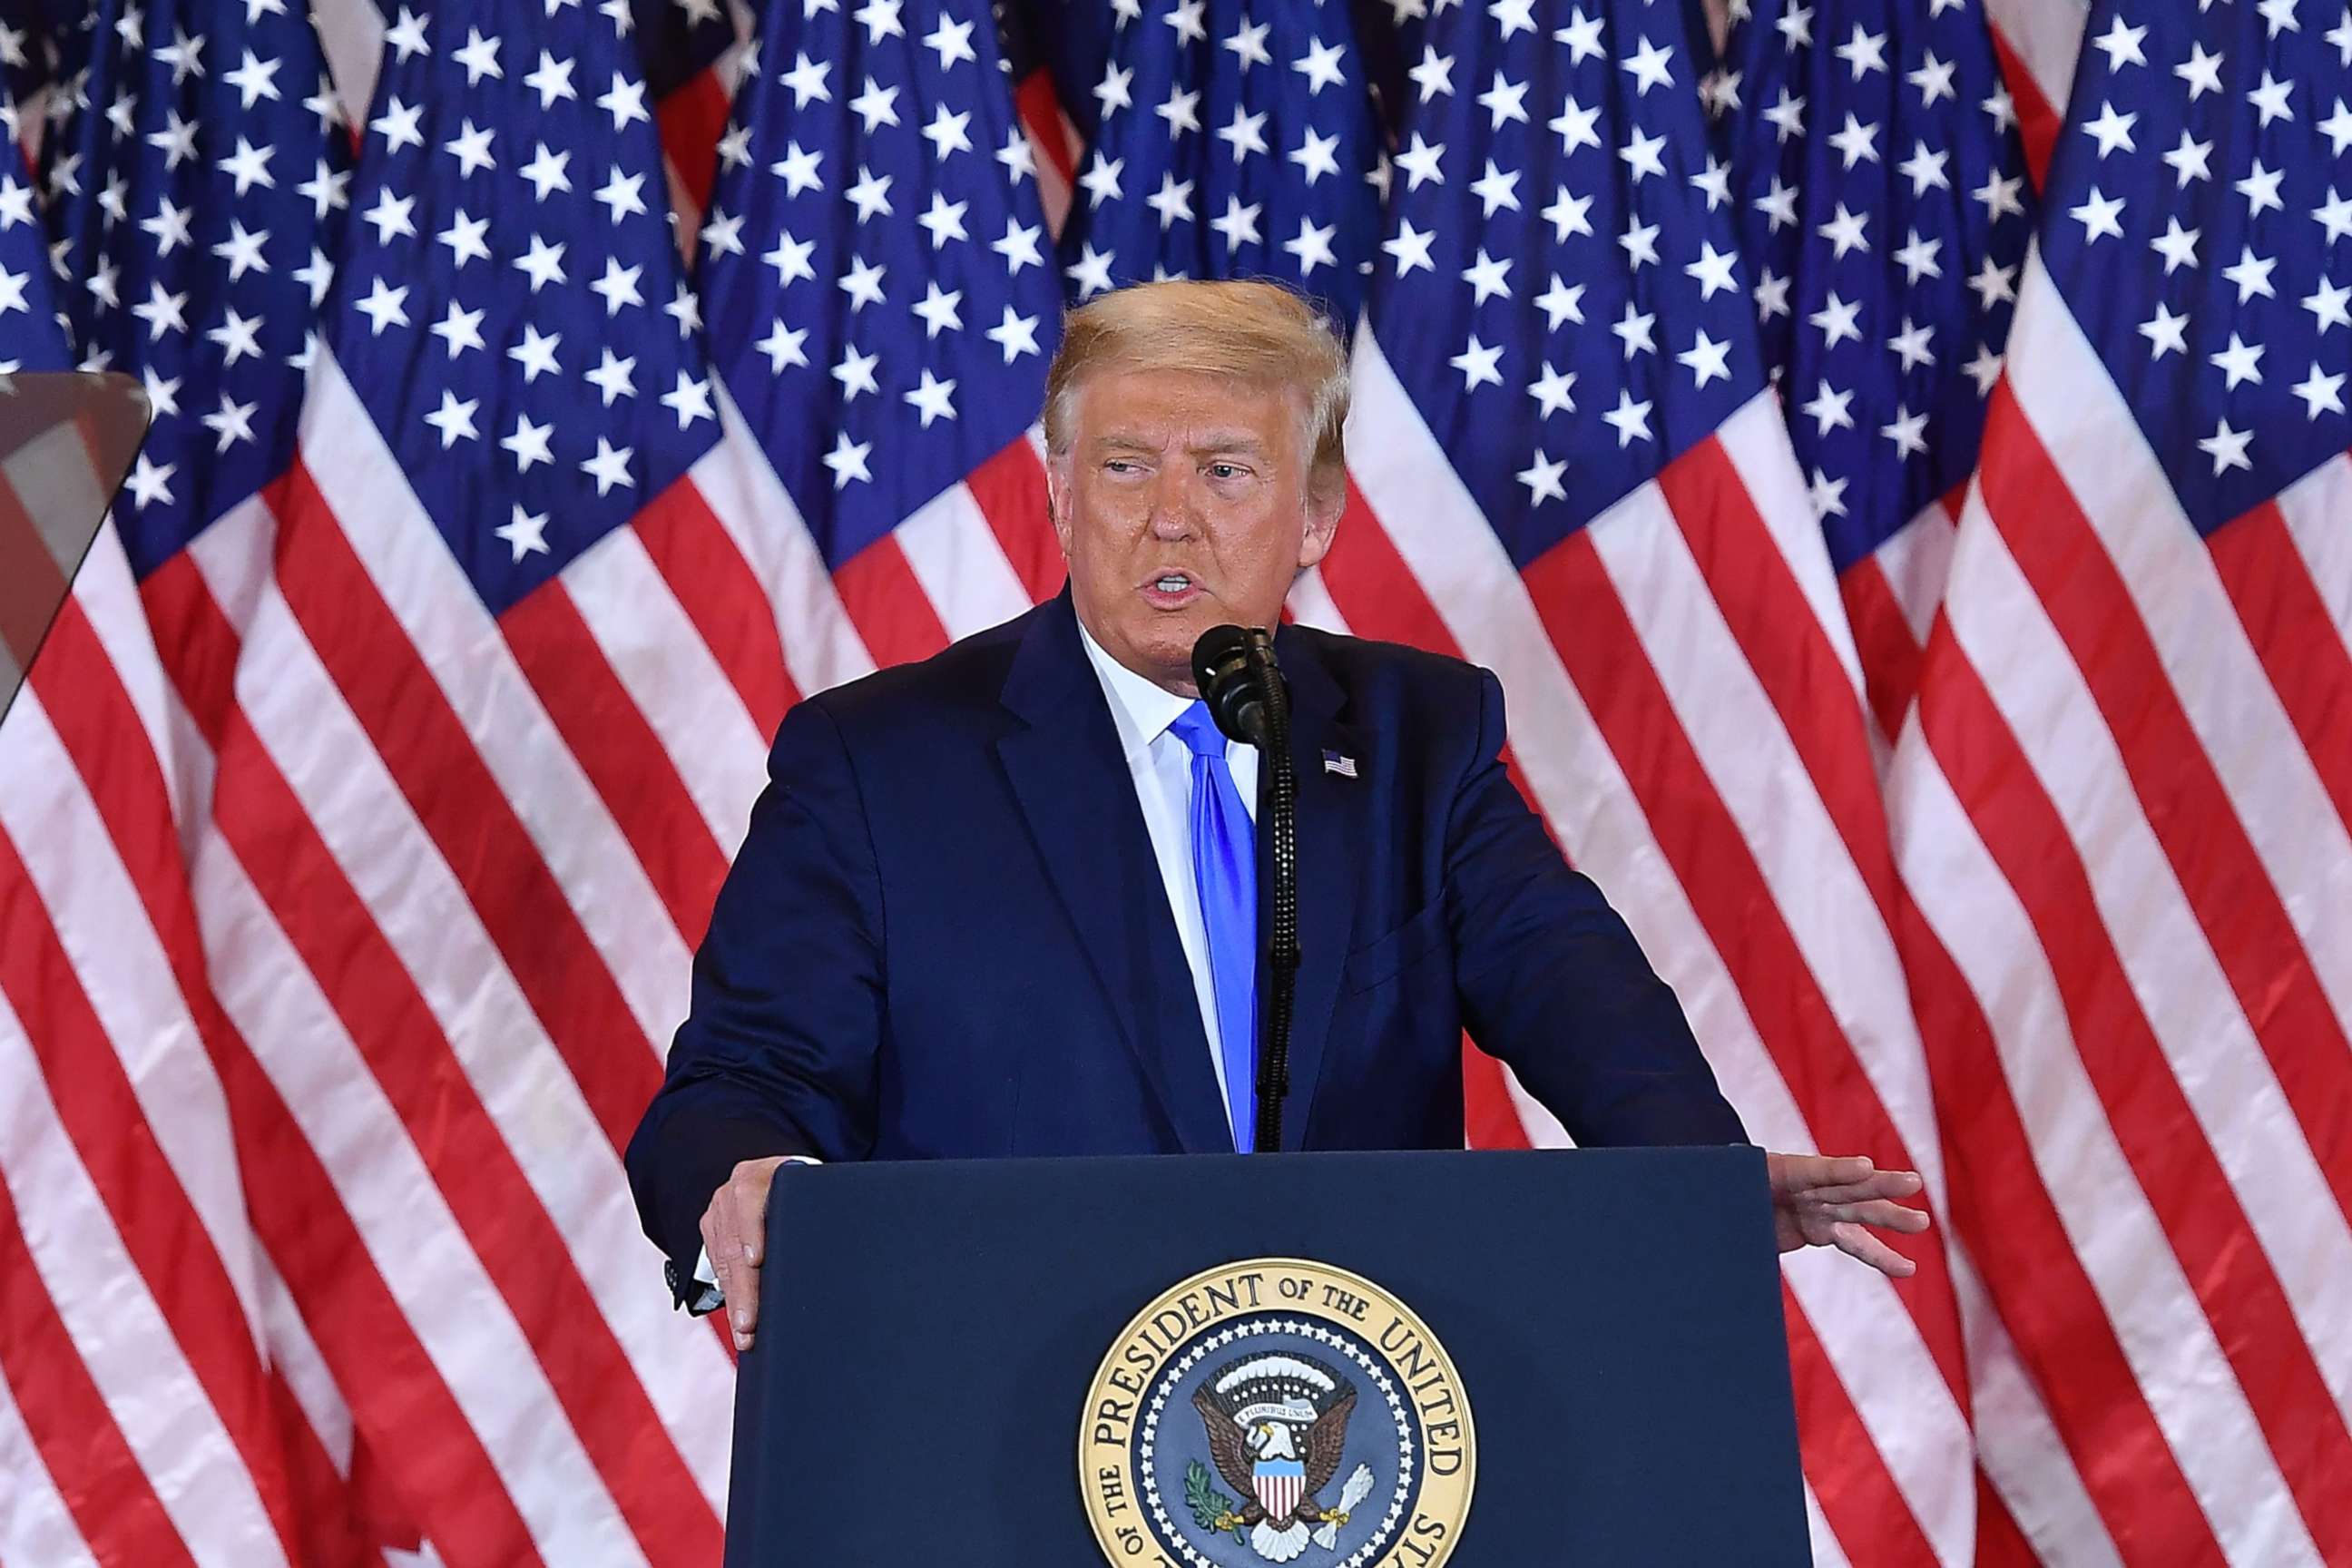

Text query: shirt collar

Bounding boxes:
[1076,615,1200,764]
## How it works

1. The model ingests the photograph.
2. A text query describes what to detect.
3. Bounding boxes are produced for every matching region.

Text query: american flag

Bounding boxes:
[1720,0,2037,743]
[1319,3,1977,1563]
[6,0,2344,1566]
[692,0,1063,676]
[1879,0,2352,1562]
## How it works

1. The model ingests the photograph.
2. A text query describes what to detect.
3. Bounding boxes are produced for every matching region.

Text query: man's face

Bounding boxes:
[1051,368,1341,694]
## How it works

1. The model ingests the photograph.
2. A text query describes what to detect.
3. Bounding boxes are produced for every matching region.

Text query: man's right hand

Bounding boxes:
[700,1156,791,1351]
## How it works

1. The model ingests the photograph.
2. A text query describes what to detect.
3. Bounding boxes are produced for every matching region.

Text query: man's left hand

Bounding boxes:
[1766,1153,1931,1278]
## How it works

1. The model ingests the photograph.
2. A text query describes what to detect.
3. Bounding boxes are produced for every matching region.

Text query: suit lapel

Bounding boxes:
[1267,628,1362,1151]
[995,592,1235,1153]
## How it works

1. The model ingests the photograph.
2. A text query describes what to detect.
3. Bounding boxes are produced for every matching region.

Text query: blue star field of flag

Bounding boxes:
[620,0,733,98]
[0,0,56,111]
[1,75,69,372]
[39,0,350,578]
[2037,0,2352,536]
[1721,0,2036,573]
[1364,0,1766,568]
[1055,0,1382,327]
[696,0,1060,573]
[327,0,718,614]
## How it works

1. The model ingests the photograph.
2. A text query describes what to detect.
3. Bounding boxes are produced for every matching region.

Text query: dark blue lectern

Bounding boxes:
[725,1148,1810,1565]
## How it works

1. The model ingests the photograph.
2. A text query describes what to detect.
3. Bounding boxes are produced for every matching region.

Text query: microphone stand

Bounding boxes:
[1249,636,1298,1153]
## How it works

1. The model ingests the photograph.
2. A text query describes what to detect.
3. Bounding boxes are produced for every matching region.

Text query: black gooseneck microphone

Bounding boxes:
[1191,625,1298,1154]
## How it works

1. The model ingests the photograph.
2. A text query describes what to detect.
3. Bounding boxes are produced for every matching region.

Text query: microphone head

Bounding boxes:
[1191,624,1279,747]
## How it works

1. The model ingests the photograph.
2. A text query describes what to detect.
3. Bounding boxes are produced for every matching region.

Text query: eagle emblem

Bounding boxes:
[1189,1353,1378,1563]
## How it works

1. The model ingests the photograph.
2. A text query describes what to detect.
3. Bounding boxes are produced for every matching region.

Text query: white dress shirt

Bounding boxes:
[694,623,1259,1309]
[1074,619,1260,1147]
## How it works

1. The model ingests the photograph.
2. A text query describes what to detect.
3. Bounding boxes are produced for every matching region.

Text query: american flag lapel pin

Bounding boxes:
[1322,750,1357,778]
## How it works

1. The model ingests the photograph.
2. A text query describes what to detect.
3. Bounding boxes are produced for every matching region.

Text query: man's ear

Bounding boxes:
[1045,460,1075,557]
[1297,469,1345,571]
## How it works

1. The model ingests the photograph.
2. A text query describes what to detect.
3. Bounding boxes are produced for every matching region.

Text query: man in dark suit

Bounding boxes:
[627,280,1928,1350]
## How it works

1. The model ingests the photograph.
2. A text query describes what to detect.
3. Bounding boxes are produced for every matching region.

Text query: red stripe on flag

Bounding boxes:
[1977,389,2352,1224]
[1319,482,1466,661]
[633,476,799,742]
[263,1367,389,1568]
[1914,621,2352,1559]
[1658,439,1906,923]
[964,436,1064,604]
[268,462,662,1152]
[156,510,721,1562]
[1524,529,1937,1267]
[0,819,307,1561]
[1973,1470,2040,1568]
[1654,439,1969,1406]
[501,573,731,947]
[1987,29,2060,191]
[1890,848,2220,1561]
[2206,501,2352,838]
[1459,1041,1532,1150]
[1014,69,1078,187]
[135,551,555,1568]
[656,65,732,227]
[0,1176,199,1567]
[1783,1289,1941,1568]
[1522,530,1940,1552]
[832,532,950,670]
[199,708,721,1568]
[1838,555,1926,744]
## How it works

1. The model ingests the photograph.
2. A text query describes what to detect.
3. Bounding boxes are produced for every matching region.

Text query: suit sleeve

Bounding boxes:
[1444,668,1748,1146]
[624,697,886,1301]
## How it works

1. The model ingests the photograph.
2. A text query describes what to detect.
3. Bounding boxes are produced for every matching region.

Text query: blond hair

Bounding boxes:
[1043,280,1350,497]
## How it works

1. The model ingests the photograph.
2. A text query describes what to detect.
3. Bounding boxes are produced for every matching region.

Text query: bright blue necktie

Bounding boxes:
[1170,701,1258,1152]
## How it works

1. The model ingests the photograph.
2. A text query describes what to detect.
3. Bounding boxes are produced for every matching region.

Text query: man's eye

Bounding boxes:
[1208,463,1247,480]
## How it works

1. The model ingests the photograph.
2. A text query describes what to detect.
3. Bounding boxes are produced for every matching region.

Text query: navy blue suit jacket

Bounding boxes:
[626,590,1744,1294]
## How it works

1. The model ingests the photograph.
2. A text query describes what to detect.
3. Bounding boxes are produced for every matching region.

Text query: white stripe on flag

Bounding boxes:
[1284,565,1350,634]
[188,835,653,1568]
[701,381,878,698]
[1945,475,2352,1417]
[0,1359,101,1568]
[257,1249,355,1477]
[1886,710,2320,1566]
[2275,454,2352,645]
[0,693,264,1346]
[1801,1481,1853,1568]
[2004,259,2352,1034]
[0,991,292,1568]
[1949,1241,2122,1568]
[185,504,737,1509]
[893,477,1034,640]
[1585,474,1952,1210]
[1873,500,1959,651]
[1714,393,1868,692]
[299,350,692,1054]
[563,522,772,861]
[1347,329,1969,1556]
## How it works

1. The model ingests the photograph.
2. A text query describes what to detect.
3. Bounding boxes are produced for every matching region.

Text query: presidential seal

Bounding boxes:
[1081,1259,1475,1568]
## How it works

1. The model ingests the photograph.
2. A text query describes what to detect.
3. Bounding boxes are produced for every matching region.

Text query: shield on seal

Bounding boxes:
[1253,1455,1306,1523]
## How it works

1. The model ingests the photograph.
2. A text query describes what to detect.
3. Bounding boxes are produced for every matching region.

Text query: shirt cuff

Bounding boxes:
[681,1155,823,1315]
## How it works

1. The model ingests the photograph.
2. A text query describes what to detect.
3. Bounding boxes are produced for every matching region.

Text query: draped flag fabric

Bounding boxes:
[1324,4,1976,1563]
[1720,0,2038,744]
[1882,0,2352,1563]
[3,0,2347,1565]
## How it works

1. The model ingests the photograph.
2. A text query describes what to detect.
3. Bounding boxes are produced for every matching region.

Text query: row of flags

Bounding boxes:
[0,0,2343,1565]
